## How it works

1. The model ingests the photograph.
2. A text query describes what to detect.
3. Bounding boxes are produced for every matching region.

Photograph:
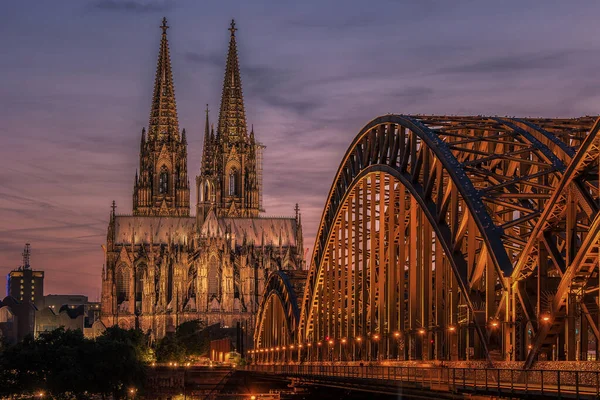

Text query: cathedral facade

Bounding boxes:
[100,19,304,339]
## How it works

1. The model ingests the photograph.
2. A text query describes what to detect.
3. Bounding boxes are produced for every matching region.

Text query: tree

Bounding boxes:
[155,334,186,363]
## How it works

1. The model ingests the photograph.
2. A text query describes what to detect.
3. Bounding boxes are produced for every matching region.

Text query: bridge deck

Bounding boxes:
[247,364,600,399]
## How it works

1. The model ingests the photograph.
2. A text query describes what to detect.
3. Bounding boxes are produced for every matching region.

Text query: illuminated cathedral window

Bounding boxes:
[159,166,168,194]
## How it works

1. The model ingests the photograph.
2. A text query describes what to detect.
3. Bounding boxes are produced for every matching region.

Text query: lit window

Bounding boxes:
[20,291,24,295]
[20,285,23,289]
[20,279,24,283]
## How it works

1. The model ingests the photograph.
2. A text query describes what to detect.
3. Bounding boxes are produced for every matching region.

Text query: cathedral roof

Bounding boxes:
[200,208,222,237]
[113,215,195,245]
[222,217,298,247]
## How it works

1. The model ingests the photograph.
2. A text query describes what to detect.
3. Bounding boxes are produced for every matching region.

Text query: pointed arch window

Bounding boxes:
[229,169,237,196]
[159,166,169,194]
[204,181,210,202]
[208,256,221,298]
[116,266,130,305]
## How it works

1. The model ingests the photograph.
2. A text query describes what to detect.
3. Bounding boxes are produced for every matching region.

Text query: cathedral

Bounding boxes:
[100,18,304,339]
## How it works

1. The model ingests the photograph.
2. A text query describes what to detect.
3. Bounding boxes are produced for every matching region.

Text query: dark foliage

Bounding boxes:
[0,327,148,398]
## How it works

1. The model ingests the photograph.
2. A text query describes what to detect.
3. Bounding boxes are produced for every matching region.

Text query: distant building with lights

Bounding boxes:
[1,244,43,342]
[36,294,104,338]
[6,243,44,309]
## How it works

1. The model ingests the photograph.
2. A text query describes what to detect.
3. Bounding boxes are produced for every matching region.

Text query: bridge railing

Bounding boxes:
[246,364,600,398]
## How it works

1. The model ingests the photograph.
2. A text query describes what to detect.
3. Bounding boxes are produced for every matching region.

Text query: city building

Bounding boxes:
[6,243,44,309]
[36,294,103,338]
[100,19,304,340]
[0,296,36,343]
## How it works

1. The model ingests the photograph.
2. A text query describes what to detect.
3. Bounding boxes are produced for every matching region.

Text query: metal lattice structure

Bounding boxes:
[252,114,600,367]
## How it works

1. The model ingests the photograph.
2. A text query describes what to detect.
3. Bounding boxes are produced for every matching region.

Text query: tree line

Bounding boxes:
[0,320,235,398]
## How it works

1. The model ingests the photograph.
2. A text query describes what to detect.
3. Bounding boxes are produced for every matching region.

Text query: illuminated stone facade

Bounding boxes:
[100,19,304,339]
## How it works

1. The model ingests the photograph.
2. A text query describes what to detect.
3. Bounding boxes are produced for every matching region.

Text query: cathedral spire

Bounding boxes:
[201,104,211,173]
[218,19,247,142]
[133,18,190,217]
[149,17,179,141]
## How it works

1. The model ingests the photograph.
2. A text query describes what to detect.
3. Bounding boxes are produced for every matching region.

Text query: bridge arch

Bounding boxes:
[297,114,596,363]
[254,270,306,363]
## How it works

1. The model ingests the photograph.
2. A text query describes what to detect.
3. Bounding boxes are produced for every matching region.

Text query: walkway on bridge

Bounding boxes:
[247,364,600,399]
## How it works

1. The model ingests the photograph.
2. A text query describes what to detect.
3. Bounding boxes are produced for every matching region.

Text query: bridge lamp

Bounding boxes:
[276,347,280,351]
[282,346,286,350]
[270,348,274,352]
[542,313,552,323]
[528,345,533,350]
[317,342,322,347]
[328,340,334,346]
[307,343,312,347]
[448,326,456,332]
[251,396,256,400]
[37,392,44,398]
[356,336,362,342]
[373,334,380,341]
[290,345,295,349]
[174,362,178,367]
[394,332,401,338]
[490,319,500,328]
[418,329,426,335]
[299,344,304,348]
[341,338,347,344]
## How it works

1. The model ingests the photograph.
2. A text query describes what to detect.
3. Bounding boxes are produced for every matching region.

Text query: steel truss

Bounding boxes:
[254,115,600,367]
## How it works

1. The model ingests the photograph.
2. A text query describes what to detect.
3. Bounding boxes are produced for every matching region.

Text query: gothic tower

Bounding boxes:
[134,18,190,217]
[196,20,262,222]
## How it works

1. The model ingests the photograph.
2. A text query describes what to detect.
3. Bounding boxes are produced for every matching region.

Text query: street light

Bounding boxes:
[542,313,552,323]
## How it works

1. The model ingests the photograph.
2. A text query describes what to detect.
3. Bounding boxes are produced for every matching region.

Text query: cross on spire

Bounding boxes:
[295,203,300,220]
[229,19,237,36]
[161,17,169,34]
[111,200,117,216]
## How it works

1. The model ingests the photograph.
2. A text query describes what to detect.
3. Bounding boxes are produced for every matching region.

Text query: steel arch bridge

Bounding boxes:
[252,115,600,368]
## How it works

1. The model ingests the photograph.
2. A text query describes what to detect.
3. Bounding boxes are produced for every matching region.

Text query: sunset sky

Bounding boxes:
[2,0,600,299]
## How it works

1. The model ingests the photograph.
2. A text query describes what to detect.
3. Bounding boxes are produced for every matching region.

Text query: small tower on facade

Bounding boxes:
[196,19,262,221]
[134,18,190,217]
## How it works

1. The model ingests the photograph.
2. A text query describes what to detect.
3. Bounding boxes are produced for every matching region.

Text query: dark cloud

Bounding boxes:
[437,50,578,75]
[92,0,175,13]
